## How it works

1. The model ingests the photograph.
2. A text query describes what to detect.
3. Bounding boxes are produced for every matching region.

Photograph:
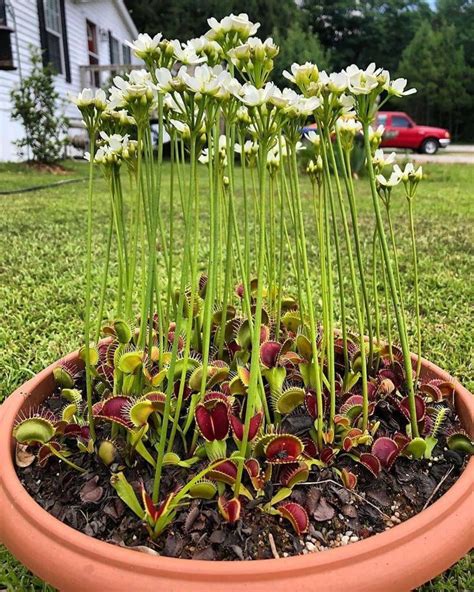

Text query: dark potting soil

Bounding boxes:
[17,417,467,561]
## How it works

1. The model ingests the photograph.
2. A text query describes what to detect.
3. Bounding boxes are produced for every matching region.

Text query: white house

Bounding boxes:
[0,0,139,161]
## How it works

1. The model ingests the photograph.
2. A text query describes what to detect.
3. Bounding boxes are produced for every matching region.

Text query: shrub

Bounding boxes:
[10,46,69,163]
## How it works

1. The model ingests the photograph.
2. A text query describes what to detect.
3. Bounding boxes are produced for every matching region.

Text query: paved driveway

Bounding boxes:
[394,144,474,165]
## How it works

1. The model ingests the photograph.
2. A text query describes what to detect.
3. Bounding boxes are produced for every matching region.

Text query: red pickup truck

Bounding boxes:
[376,111,451,155]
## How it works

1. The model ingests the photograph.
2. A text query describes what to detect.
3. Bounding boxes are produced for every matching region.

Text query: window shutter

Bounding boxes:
[108,30,113,63]
[36,0,49,67]
[59,0,71,82]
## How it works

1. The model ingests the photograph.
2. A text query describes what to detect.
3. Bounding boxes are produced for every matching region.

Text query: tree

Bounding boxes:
[273,22,330,87]
[300,0,431,71]
[397,21,471,138]
[125,0,298,40]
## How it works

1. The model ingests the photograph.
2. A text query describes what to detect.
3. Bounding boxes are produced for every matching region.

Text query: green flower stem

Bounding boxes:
[371,228,381,349]
[84,132,96,441]
[114,168,129,281]
[234,139,269,496]
[198,113,220,403]
[318,134,336,425]
[125,173,140,319]
[385,200,407,326]
[274,171,286,334]
[408,197,422,379]
[326,131,369,430]
[362,124,419,438]
[95,203,113,341]
[317,167,329,377]
[268,172,276,310]
[166,133,176,328]
[217,122,236,358]
[339,137,375,366]
[323,128,349,375]
[153,134,197,501]
[166,133,201,455]
[110,172,127,316]
[381,241,393,361]
[289,142,325,448]
[239,128,251,286]
[281,158,306,322]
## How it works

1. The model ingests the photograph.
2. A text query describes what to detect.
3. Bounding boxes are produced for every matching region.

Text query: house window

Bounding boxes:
[109,33,120,64]
[0,0,15,70]
[86,20,100,87]
[43,0,64,73]
[122,43,131,64]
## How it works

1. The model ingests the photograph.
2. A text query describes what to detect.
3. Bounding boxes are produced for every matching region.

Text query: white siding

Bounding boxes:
[0,0,139,161]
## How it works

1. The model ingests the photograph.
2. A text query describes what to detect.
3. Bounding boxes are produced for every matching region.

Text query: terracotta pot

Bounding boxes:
[0,350,473,592]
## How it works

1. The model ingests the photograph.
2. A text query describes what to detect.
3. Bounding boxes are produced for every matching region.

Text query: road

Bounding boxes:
[393,144,474,165]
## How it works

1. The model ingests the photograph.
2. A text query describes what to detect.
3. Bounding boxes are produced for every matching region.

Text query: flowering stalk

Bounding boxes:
[95,206,113,341]
[362,123,419,438]
[239,128,251,285]
[234,137,269,495]
[338,135,376,366]
[318,133,336,425]
[326,129,369,430]
[322,127,349,375]
[84,131,96,441]
[408,196,422,379]
[371,228,381,351]
[288,140,325,446]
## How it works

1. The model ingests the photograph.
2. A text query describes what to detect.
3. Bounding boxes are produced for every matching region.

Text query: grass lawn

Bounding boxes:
[0,160,472,590]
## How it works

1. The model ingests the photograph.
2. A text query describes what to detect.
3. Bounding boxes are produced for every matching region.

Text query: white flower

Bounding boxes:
[234,140,259,156]
[206,13,260,41]
[283,62,319,88]
[336,117,362,135]
[155,68,173,93]
[338,93,355,114]
[394,163,423,182]
[216,71,242,100]
[188,36,222,64]
[182,64,223,95]
[71,88,106,110]
[99,131,129,154]
[285,93,320,117]
[111,69,155,107]
[170,39,206,65]
[319,70,348,94]
[305,130,320,146]
[169,119,191,139]
[238,82,276,106]
[125,33,162,59]
[229,37,278,64]
[368,124,385,142]
[376,170,402,187]
[307,155,323,174]
[346,63,381,95]
[372,149,396,168]
[388,78,416,97]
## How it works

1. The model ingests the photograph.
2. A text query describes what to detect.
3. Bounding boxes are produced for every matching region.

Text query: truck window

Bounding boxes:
[391,116,411,128]
[377,114,387,126]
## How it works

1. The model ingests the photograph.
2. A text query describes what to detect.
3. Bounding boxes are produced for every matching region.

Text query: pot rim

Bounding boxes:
[1,349,473,579]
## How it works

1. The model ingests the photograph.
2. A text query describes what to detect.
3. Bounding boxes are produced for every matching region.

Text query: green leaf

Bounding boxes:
[110,472,144,519]
[13,417,55,445]
[405,437,427,459]
[269,487,292,506]
[447,433,474,455]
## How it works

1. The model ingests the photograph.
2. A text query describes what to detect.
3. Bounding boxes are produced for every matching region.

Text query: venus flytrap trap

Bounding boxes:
[13,12,473,559]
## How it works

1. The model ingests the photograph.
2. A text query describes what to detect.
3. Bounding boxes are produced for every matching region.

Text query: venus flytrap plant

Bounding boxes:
[14,14,473,553]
